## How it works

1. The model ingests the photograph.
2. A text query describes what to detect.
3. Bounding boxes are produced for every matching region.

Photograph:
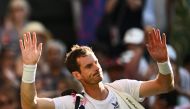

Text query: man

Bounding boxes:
[20,28,174,109]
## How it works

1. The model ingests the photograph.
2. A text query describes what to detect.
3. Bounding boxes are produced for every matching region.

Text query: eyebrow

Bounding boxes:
[84,63,93,69]
[84,60,98,69]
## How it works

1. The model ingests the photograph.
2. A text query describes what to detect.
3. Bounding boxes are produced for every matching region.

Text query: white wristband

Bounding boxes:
[22,64,37,83]
[157,61,173,75]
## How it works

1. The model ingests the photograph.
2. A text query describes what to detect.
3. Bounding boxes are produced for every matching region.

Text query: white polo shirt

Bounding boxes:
[53,79,143,109]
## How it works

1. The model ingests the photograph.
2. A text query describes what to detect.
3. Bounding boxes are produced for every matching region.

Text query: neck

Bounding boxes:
[83,82,108,100]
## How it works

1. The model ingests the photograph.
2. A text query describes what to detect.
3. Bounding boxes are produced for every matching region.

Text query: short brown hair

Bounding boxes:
[65,45,94,73]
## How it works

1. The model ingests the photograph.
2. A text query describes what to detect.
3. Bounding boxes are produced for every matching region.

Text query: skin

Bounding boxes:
[20,28,174,109]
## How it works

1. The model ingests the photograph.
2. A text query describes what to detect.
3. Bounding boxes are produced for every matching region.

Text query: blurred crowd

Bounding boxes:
[0,0,190,109]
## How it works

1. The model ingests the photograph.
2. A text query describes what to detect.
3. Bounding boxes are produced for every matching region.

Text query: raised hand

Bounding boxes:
[19,32,42,65]
[146,28,168,63]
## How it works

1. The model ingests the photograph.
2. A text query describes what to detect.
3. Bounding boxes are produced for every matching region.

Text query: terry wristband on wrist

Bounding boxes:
[157,61,173,75]
[22,64,37,83]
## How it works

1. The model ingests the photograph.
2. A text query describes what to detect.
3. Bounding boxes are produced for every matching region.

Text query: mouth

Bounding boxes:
[93,71,101,77]
[93,73,100,77]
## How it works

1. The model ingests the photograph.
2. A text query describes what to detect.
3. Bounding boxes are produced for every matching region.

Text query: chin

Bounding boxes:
[97,76,103,83]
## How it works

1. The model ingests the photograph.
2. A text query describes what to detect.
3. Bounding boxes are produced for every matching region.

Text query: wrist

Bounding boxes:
[22,64,37,83]
[157,60,173,75]
[23,61,38,65]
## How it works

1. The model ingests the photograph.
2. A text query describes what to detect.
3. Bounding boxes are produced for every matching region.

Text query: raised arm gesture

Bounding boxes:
[139,28,174,97]
[146,28,168,63]
[19,32,42,65]
[20,32,54,109]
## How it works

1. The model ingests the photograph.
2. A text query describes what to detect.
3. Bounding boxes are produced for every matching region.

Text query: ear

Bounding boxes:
[72,71,82,80]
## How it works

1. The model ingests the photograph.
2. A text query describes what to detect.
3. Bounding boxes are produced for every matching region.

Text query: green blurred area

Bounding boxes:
[171,0,190,64]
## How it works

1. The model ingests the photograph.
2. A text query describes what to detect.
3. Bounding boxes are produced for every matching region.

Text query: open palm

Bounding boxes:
[146,28,168,63]
[20,32,42,65]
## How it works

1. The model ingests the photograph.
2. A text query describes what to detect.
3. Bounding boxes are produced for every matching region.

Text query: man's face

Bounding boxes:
[11,6,27,22]
[47,47,63,67]
[76,53,103,85]
[2,49,16,69]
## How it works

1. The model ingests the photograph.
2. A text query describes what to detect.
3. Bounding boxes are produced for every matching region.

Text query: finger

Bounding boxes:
[32,32,37,49]
[150,28,155,45]
[162,33,167,45]
[154,28,159,40]
[28,32,32,47]
[26,33,30,48]
[146,32,151,44]
[23,34,28,48]
[27,32,30,43]
[144,29,149,43]
[147,29,153,43]
[19,39,24,51]
[156,29,162,43]
[37,43,43,53]
[146,44,152,54]
[152,28,157,43]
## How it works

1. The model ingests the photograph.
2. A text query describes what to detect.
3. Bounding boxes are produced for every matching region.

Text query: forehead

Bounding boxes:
[77,53,97,67]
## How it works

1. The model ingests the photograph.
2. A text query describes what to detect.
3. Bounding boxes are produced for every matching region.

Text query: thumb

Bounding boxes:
[146,44,150,51]
[146,44,152,55]
[37,43,43,53]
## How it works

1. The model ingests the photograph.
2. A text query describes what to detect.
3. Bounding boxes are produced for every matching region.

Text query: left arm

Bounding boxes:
[139,28,174,97]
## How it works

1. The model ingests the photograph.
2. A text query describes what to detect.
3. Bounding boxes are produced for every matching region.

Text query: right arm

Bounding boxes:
[20,32,54,109]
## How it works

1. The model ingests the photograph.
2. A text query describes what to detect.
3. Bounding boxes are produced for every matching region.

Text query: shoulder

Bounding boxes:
[53,95,75,109]
[107,79,142,92]
[106,79,144,102]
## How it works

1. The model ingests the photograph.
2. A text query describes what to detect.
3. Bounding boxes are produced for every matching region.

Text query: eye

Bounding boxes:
[95,60,98,64]
[85,63,93,69]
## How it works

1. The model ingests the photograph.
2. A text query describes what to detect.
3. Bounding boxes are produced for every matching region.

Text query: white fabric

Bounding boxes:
[22,64,37,83]
[167,45,177,61]
[84,89,120,109]
[119,50,149,76]
[179,67,190,91]
[53,79,143,109]
[138,57,149,76]
[178,67,190,105]
[123,28,144,45]
[106,85,144,109]
[157,61,173,75]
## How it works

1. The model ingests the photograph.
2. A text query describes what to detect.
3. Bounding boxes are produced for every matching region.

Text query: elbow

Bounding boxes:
[161,81,175,93]
[156,78,175,94]
[164,83,175,93]
[157,74,175,93]
[22,104,37,109]
[21,103,37,109]
[21,97,37,109]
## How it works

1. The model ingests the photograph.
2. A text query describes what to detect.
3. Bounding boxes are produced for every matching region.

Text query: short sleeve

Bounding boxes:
[108,79,144,102]
[53,96,75,109]
[53,97,65,109]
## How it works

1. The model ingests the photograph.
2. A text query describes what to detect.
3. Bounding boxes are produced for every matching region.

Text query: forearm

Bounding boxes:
[19,32,54,109]
[140,60,174,97]
[155,73,174,93]
[21,64,38,109]
[141,28,174,97]
[149,61,174,95]
[156,61,174,92]
[21,82,37,109]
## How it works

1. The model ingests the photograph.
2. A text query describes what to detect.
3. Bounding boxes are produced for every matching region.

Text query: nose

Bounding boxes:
[94,62,100,71]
